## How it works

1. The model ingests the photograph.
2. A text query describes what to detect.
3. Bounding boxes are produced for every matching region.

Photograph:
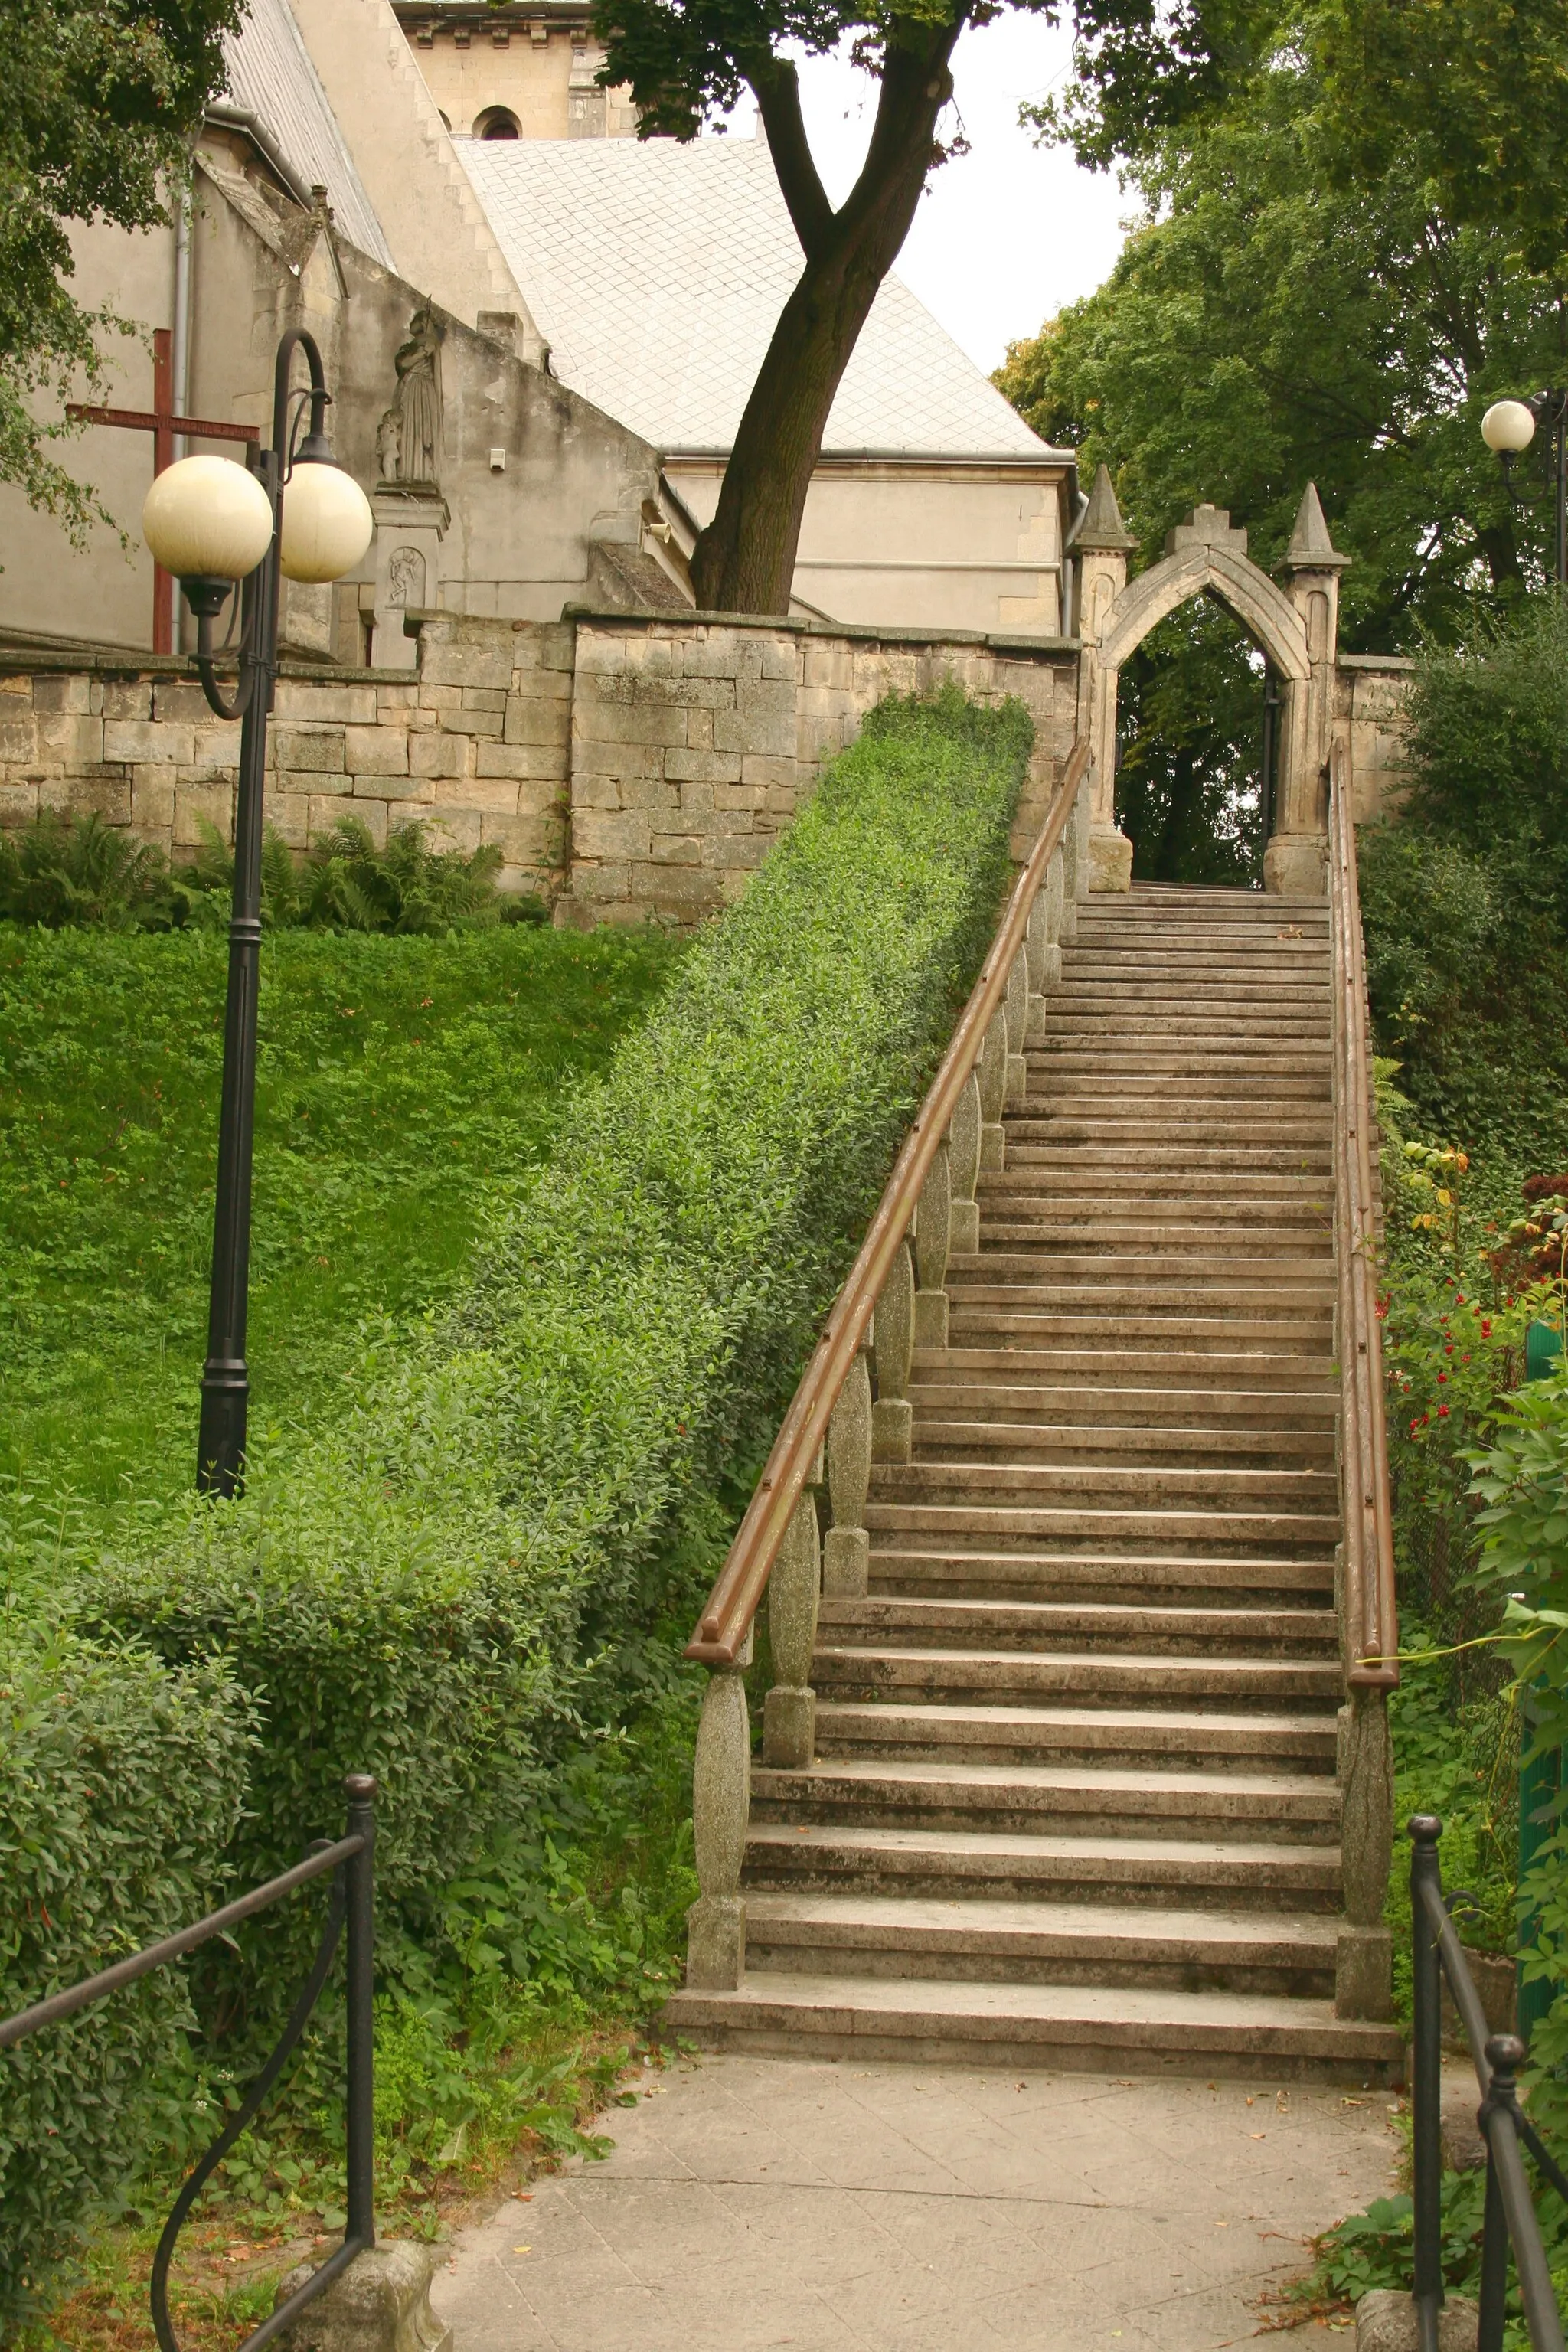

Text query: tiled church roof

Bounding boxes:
[221,0,397,270]
[460,132,1060,459]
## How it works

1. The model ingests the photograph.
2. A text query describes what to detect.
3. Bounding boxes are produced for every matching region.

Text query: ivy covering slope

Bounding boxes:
[0,686,1031,2329]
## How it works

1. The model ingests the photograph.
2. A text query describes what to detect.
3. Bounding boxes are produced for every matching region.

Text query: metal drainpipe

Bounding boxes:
[170,188,194,649]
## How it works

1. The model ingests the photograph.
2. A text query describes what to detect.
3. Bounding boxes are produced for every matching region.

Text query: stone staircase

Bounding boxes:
[665,883,1404,2079]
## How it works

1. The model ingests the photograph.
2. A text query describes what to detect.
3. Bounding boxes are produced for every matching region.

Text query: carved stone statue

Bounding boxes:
[387,546,426,609]
[375,407,402,485]
[388,303,443,487]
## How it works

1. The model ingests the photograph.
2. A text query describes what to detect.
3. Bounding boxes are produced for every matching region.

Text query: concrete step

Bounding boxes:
[943,1309,1334,1354]
[660,1971,1402,2081]
[875,1463,1338,1514]
[812,1642,1344,1706]
[818,1595,1338,1656]
[867,1546,1334,1605]
[864,1501,1337,1560]
[740,1893,1341,1995]
[750,1756,1340,1841]
[913,1346,1337,1392]
[814,1698,1338,1769]
[905,1383,1338,1429]
[742,1821,1345,1906]
[945,1276,1335,1314]
[907,1419,1334,1468]
[971,1223,1332,1253]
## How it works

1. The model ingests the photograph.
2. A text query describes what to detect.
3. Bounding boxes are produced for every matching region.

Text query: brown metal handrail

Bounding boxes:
[1328,739,1399,1688]
[685,733,1094,1668]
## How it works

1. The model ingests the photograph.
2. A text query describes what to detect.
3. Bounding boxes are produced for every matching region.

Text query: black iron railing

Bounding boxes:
[1410,1813,1568,2351]
[0,1772,377,2352]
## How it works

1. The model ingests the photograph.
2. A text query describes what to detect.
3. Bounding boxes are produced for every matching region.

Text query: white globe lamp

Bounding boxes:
[1481,399,1537,456]
[142,455,275,583]
[279,459,374,583]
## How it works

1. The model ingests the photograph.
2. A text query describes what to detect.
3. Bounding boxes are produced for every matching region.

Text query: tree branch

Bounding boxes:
[750,59,835,260]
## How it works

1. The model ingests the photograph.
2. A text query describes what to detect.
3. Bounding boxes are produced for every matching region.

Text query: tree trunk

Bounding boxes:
[690,23,965,615]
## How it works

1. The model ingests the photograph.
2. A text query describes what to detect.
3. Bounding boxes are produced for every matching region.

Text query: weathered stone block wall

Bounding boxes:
[1337,655,1415,825]
[561,612,1080,927]
[1,609,1079,923]
[0,620,574,897]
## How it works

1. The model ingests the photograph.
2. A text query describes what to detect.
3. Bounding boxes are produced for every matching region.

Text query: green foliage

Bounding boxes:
[0,812,185,932]
[0,807,540,938]
[1112,603,1266,884]
[1358,601,1568,1159]
[0,1628,256,2334]
[186,815,546,936]
[62,687,1027,2002]
[1,923,679,1508]
[0,0,239,529]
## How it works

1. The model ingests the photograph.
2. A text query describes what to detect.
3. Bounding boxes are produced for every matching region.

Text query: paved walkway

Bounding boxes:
[433,2053,1400,2352]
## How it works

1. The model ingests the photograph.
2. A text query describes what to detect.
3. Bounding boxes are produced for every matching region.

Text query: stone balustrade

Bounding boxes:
[682,766,1096,1995]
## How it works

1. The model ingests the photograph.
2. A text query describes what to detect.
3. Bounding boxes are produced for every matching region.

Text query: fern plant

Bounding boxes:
[0,811,178,930]
[187,815,534,933]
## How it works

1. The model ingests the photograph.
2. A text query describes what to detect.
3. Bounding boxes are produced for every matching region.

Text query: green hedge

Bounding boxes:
[84,687,1028,1926]
[0,1632,255,2332]
[6,688,1028,2314]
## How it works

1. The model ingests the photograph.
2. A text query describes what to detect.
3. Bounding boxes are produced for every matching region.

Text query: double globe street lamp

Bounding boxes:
[141,329,374,1497]
[1481,390,1568,586]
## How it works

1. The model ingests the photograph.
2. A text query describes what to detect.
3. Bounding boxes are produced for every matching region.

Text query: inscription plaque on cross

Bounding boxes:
[67,328,261,655]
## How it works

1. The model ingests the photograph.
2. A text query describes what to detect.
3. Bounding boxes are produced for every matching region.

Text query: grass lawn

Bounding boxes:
[0,922,682,1519]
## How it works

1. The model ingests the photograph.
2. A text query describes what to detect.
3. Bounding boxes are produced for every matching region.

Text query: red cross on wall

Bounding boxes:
[67,328,261,655]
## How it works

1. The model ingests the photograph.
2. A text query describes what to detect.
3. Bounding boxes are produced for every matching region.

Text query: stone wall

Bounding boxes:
[0,610,1078,922]
[559,611,1079,926]
[1337,655,1416,824]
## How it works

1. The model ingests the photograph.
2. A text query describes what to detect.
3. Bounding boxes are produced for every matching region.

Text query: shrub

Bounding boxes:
[80,688,1031,1997]
[0,1628,256,2334]
[0,812,180,931]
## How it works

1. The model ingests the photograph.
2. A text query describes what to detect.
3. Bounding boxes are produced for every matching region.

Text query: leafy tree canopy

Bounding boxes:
[0,0,240,531]
[995,52,1566,880]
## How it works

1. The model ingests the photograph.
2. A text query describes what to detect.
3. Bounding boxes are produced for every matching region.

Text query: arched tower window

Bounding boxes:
[474,106,521,139]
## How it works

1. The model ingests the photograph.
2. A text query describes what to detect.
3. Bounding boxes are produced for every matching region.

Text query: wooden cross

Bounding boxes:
[67,328,261,655]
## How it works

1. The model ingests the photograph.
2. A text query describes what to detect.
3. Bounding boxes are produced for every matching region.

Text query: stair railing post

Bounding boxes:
[1410,1815,1446,2352]
[1334,1686,1395,2017]
[1004,946,1029,1109]
[824,1346,873,1599]
[913,1136,953,1348]
[1042,845,1066,975]
[871,1237,915,1464]
[977,1008,1008,1177]
[948,1072,982,1256]
[764,1484,823,1766]
[686,1634,754,1989]
[1025,889,1052,1044]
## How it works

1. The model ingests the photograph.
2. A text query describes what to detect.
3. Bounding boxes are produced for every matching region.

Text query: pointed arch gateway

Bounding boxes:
[1071,475,1349,895]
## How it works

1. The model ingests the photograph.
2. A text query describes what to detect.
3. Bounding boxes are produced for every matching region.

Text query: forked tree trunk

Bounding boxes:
[690,23,967,616]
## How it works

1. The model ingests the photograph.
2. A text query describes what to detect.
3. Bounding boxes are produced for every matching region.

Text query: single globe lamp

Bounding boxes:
[142,454,275,583]
[279,456,374,583]
[1481,398,1537,455]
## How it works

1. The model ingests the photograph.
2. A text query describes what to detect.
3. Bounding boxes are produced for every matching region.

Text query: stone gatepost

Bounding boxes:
[1266,483,1351,897]
[369,487,450,671]
[1071,466,1138,892]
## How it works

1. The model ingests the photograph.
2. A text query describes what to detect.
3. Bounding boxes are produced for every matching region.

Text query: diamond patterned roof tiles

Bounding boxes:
[222,0,396,270]
[459,134,1057,459]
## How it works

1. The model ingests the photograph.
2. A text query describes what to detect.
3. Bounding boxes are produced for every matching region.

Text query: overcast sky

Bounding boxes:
[714,17,1131,377]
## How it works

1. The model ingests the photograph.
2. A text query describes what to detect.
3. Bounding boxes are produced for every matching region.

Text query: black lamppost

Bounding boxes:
[141,330,373,1495]
[1481,391,1568,586]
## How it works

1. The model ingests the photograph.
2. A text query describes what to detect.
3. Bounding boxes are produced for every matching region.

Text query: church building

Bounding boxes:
[0,0,1078,660]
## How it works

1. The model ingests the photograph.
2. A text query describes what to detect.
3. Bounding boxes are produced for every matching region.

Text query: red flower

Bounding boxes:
[1438,1405,1450,1418]
[1437,1372,1448,1383]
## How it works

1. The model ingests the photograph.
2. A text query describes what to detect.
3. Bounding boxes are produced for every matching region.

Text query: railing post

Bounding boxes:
[948,1073,982,1256]
[1004,946,1029,1109]
[913,1137,952,1348]
[1477,2037,1517,2352]
[977,1009,1008,1176]
[687,1636,752,1988]
[1335,1687,1394,2017]
[871,1237,915,1464]
[764,1491,822,1766]
[1043,845,1065,975]
[1410,1815,1446,2352]
[825,1348,873,1599]
[1025,888,1052,1044]
[342,1772,377,2255]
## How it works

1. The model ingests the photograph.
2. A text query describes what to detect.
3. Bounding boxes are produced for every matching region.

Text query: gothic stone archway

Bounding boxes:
[1072,478,1349,895]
